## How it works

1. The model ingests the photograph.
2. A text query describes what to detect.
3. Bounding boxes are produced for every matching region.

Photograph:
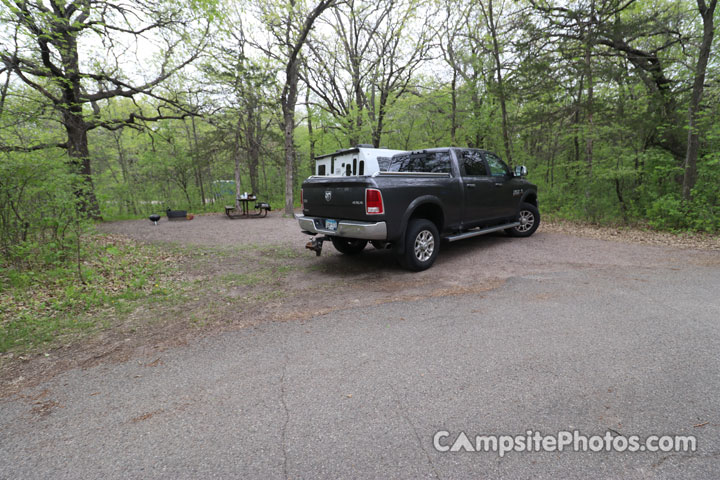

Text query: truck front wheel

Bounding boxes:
[331,237,368,255]
[399,219,440,271]
[506,202,540,237]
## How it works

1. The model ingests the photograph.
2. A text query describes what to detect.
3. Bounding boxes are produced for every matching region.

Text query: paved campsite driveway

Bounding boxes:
[2,215,720,478]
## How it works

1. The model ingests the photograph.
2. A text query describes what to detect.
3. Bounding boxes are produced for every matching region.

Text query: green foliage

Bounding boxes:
[0,234,176,353]
[1,0,718,239]
[646,194,686,231]
[0,150,87,264]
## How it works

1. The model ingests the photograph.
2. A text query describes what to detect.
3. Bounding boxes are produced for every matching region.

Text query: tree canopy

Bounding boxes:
[1,0,718,256]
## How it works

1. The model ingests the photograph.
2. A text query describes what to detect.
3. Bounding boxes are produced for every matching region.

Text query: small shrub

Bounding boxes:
[647,195,687,231]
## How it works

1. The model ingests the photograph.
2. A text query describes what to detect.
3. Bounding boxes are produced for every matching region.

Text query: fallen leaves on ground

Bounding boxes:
[541,219,719,251]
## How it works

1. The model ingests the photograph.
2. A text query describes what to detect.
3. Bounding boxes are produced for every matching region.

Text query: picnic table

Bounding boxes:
[225,195,271,219]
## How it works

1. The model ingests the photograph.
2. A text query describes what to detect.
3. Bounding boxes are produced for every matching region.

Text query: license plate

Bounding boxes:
[325,219,338,231]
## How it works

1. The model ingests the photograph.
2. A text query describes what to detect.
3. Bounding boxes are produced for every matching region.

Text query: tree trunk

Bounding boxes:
[372,90,389,148]
[682,0,717,201]
[486,0,513,166]
[63,111,101,219]
[0,68,10,117]
[470,79,482,148]
[191,116,206,206]
[278,0,336,214]
[246,100,260,195]
[573,73,584,178]
[58,28,101,220]
[282,60,299,215]
[583,1,595,212]
[306,84,316,175]
[113,131,137,215]
[450,69,457,145]
[248,141,260,196]
[351,60,364,146]
[550,134,558,188]
[584,0,595,178]
[234,120,244,210]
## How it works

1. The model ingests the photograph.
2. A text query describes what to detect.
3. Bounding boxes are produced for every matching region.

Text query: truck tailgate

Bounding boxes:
[302,176,373,220]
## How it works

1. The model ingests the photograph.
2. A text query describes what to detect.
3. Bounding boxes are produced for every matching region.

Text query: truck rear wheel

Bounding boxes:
[399,219,439,271]
[506,202,540,237]
[331,237,367,255]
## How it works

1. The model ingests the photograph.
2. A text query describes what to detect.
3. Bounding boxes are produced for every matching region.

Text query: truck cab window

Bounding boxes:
[425,152,452,173]
[359,160,365,175]
[345,164,352,176]
[461,150,487,176]
[318,165,326,176]
[484,153,510,177]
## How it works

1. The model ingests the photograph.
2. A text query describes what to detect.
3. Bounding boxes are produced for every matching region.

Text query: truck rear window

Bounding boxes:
[388,152,451,173]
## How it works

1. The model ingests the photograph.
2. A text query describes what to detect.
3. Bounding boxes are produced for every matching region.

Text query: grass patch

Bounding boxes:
[0,228,308,357]
[0,234,181,354]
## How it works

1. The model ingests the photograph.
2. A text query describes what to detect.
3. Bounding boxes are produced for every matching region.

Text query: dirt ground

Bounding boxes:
[98,210,720,320]
[2,211,718,395]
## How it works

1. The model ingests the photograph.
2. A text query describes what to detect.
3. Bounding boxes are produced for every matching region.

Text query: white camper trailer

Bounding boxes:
[314,145,406,177]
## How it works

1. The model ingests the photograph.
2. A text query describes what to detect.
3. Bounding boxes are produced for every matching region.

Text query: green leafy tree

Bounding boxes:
[252,0,339,214]
[0,0,216,217]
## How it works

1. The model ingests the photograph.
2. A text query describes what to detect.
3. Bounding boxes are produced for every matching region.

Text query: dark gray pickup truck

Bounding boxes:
[297,147,539,271]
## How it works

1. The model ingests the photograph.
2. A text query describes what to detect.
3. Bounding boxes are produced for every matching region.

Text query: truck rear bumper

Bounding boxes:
[296,215,387,240]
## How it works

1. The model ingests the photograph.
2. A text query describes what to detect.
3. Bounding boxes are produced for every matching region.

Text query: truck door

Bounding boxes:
[459,149,495,227]
[482,152,516,219]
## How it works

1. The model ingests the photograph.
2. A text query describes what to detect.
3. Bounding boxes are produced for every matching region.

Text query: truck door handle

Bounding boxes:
[466,183,476,188]
[494,182,503,187]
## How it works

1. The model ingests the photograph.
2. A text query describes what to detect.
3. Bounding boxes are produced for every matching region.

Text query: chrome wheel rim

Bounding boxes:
[516,210,535,232]
[414,230,435,262]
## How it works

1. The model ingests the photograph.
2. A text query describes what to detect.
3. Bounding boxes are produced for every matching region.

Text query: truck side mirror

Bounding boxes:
[514,165,528,177]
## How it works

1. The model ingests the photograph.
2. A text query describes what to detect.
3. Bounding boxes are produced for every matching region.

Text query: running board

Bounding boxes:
[444,222,520,243]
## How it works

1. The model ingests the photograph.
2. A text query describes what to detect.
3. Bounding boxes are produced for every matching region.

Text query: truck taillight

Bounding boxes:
[301,188,303,205]
[366,188,384,214]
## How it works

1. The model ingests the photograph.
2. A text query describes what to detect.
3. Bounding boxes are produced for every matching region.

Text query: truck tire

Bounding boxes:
[331,237,367,255]
[506,202,540,237]
[399,218,440,271]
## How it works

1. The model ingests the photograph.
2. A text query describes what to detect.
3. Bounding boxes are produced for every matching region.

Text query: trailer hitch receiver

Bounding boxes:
[305,236,327,256]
